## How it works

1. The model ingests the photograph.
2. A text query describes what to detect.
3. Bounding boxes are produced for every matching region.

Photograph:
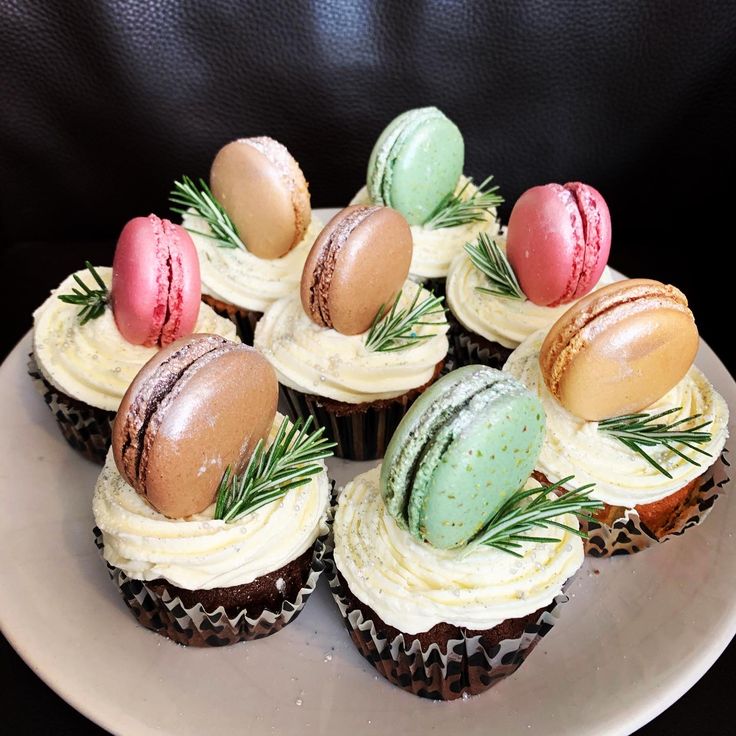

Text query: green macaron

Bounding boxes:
[366,107,464,226]
[380,365,545,550]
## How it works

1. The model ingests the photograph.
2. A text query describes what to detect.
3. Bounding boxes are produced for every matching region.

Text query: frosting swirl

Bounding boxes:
[93,415,331,590]
[182,211,322,313]
[254,284,449,404]
[334,466,583,634]
[33,267,237,411]
[351,177,500,280]
[447,240,614,349]
[503,330,730,507]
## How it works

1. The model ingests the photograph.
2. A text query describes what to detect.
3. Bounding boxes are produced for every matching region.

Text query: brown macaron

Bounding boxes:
[112,334,278,518]
[210,137,311,259]
[539,279,699,421]
[300,205,412,335]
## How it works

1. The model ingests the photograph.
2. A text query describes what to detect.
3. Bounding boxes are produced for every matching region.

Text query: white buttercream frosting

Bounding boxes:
[93,415,331,590]
[447,240,614,349]
[182,211,323,313]
[253,283,449,404]
[334,466,583,634]
[503,330,730,507]
[33,267,237,412]
[351,177,500,280]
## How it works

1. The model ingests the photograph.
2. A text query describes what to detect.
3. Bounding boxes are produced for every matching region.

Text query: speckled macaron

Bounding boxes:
[381,364,546,549]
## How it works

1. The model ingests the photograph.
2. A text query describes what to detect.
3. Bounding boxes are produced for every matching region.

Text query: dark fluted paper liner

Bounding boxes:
[94,527,329,647]
[28,353,114,464]
[279,362,444,461]
[201,294,261,346]
[327,559,567,700]
[584,451,730,557]
[447,315,512,370]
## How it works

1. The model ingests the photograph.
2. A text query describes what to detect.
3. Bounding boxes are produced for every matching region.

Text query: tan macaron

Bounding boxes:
[210,137,311,259]
[540,279,699,420]
[113,334,278,518]
[300,205,413,335]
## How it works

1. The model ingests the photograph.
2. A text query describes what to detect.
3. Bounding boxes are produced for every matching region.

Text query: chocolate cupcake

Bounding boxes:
[447,182,613,368]
[254,205,449,460]
[30,215,236,463]
[350,107,502,294]
[93,335,334,646]
[504,280,730,556]
[173,137,322,343]
[331,366,595,699]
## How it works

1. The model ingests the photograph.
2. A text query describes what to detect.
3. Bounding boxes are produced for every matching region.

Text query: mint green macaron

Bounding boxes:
[380,365,545,550]
[366,107,464,226]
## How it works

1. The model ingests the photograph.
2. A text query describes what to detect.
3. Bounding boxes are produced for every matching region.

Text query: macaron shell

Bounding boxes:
[160,222,201,345]
[113,335,278,518]
[367,107,464,226]
[210,138,310,259]
[409,386,545,549]
[506,183,611,307]
[565,182,611,298]
[143,347,278,518]
[540,279,699,420]
[380,365,545,550]
[300,205,412,335]
[112,215,170,346]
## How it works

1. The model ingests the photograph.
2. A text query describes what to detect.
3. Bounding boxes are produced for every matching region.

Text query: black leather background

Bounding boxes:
[1,1,735,734]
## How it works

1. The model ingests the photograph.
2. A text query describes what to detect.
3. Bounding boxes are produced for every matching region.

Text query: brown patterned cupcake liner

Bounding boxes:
[584,451,730,557]
[201,294,262,345]
[94,526,330,647]
[447,314,513,369]
[279,361,445,461]
[27,353,114,464]
[326,558,567,700]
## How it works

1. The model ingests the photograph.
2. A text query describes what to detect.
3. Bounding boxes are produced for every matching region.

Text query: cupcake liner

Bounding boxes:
[448,314,513,369]
[327,559,567,700]
[94,526,330,647]
[201,294,261,345]
[279,364,444,461]
[584,451,730,557]
[27,353,114,464]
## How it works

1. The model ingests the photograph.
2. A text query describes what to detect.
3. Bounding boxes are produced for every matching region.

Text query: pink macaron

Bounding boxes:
[111,214,201,346]
[506,182,611,307]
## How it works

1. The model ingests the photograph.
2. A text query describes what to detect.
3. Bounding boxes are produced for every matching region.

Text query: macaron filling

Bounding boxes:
[563,182,604,303]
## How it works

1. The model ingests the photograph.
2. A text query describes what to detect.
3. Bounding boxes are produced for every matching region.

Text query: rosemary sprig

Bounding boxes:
[470,476,603,557]
[465,233,525,300]
[214,416,335,523]
[425,175,503,230]
[57,261,109,325]
[169,175,245,250]
[598,408,712,479]
[364,285,447,352]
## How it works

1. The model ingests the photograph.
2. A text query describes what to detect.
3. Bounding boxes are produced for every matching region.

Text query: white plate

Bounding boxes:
[1,230,734,735]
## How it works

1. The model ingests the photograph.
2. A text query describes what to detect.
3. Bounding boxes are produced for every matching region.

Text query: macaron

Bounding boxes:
[111,214,201,347]
[113,334,278,518]
[506,182,612,307]
[367,107,464,226]
[540,279,699,421]
[210,137,311,259]
[300,205,412,335]
[380,365,545,549]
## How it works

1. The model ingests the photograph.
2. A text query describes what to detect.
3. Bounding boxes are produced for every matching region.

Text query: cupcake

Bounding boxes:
[171,137,322,343]
[350,107,502,293]
[447,182,613,367]
[30,215,236,463]
[254,205,449,460]
[93,334,334,646]
[331,366,597,700]
[504,279,730,556]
